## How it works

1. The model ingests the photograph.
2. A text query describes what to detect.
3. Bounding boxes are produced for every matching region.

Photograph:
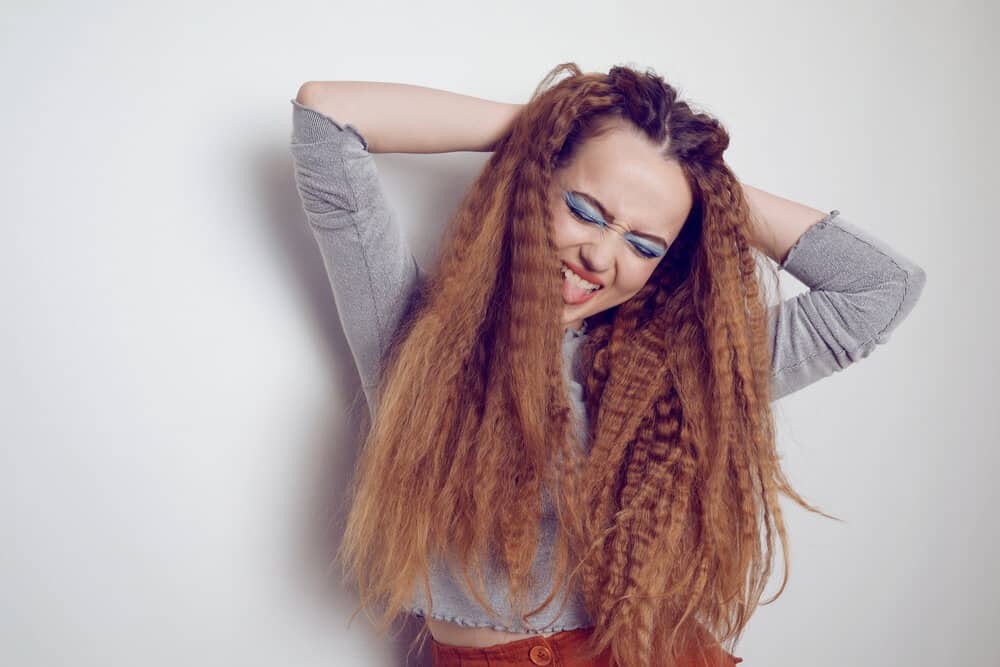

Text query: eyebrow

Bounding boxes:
[569,190,672,247]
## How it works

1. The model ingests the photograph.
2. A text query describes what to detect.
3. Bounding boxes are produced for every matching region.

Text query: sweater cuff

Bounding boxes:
[777,209,840,275]
[289,98,371,151]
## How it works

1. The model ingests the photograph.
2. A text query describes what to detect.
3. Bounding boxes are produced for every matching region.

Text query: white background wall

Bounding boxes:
[3,1,995,665]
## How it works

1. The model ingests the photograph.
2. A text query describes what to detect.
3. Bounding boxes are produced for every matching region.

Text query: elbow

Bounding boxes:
[295,81,312,104]
[296,81,317,105]
[908,264,927,301]
[870,264,927,344]
[899,262,927,320]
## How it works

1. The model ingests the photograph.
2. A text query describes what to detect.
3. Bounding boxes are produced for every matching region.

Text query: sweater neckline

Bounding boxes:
[566,319,589,339]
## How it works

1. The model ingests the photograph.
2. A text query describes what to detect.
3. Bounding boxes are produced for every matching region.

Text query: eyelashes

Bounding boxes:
[563,191,667,259]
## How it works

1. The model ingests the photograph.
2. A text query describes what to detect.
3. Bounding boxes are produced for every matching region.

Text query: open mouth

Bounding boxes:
[561,261,603,305]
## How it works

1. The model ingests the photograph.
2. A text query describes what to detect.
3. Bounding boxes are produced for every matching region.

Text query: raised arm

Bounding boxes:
[289,82,521,417]
[296,81,522,154]
[733,184,927,400]
[763,210,926,400]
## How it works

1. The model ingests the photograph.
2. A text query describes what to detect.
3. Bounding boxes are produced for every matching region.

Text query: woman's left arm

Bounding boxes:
[742,183,830,264]
[740,183,928,400]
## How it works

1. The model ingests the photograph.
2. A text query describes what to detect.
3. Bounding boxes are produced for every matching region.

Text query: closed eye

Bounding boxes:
[564,192,601,224]
[568,203,601,225]
[564,193,665,260]
[628,235,667,258]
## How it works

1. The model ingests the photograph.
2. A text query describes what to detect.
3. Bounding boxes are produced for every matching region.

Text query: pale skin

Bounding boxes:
[550,117,693,333]
[297,80,829,647]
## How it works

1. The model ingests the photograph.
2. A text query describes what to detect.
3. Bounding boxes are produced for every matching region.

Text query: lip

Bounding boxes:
[562,260,604,287]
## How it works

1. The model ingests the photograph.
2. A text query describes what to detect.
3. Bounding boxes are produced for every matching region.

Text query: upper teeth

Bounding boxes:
[561,264,601,291]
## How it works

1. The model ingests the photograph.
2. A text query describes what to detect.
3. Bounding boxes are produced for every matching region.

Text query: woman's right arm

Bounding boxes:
[289,82,520,417]
[296,81,522,154]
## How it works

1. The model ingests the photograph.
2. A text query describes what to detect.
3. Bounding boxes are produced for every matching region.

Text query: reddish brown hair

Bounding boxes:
[335,62,837,667]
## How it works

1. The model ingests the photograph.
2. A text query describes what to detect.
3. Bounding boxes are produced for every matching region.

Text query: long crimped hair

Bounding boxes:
[334,62,838,667]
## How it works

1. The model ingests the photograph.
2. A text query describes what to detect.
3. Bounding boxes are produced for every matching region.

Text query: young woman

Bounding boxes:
[289,63,926,667]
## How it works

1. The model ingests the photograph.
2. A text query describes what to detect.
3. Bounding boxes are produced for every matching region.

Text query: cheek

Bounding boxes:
[611,265,657,297]
[550,213,586,248]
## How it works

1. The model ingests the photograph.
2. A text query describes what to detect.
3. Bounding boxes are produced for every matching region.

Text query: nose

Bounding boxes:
[580,220,627,273]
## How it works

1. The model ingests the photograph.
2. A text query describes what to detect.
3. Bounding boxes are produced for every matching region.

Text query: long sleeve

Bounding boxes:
[768,209,927,400]
[288,99,425,417]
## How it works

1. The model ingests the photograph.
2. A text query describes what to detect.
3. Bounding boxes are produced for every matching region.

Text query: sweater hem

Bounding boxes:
[406,605,592,634]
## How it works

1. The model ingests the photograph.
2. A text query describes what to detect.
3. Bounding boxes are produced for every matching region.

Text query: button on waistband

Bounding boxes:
[528,644,552,665]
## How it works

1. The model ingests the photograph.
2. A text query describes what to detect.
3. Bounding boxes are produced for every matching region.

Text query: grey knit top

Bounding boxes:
[288,98,927,633]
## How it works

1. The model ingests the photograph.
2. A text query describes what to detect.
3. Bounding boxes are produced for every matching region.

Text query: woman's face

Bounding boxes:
[549,119,694,333]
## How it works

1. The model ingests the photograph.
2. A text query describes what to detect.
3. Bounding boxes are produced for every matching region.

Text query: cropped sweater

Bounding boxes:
[288,98,927,633]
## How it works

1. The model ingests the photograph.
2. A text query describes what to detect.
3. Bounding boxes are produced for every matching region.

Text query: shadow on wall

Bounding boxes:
[262,143,435,667]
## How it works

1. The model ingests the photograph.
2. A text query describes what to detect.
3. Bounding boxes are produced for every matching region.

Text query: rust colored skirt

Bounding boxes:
[430,626,744,666]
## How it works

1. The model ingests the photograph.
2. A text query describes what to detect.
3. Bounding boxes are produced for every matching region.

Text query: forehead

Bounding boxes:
[558,124,692,236]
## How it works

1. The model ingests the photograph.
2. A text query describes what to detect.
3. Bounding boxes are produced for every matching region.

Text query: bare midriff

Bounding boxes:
[426,616,561,647]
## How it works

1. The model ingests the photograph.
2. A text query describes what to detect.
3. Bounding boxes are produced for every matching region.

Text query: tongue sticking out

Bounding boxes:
[563,272,598,304]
